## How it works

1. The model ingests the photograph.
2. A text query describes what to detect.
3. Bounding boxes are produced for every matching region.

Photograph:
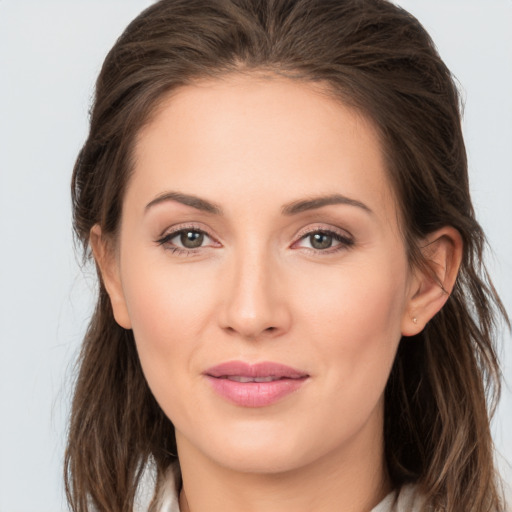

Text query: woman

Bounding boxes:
[65,0,509,511]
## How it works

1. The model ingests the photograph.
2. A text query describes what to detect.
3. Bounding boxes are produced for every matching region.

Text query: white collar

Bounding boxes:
[153,464,420,512]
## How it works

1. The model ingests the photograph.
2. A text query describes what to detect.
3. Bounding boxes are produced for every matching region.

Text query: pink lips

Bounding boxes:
[204,361,309,407]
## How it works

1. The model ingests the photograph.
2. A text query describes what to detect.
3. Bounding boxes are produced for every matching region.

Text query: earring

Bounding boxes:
[412,317,418,324]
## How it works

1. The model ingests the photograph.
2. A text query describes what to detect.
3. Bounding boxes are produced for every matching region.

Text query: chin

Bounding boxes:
[214,445,311,475]
[174,416,312,474]
[189,418,337,475]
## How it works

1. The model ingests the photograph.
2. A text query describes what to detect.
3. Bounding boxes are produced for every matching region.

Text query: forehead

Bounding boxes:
[130,74,399,227]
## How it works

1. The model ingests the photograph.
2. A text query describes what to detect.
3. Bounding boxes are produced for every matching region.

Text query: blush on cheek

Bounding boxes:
[307,269,405,384]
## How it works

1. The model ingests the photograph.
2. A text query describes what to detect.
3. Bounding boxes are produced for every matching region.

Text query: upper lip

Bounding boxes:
[205,361,309,379]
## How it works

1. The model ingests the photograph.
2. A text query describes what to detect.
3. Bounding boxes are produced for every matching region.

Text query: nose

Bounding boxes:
[218,246,292,340]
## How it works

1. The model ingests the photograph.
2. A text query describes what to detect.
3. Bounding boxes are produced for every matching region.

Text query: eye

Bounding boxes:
[306,232,336,250]
[175,229,207,249]
[295,229,354,252]
[156,227,218,253]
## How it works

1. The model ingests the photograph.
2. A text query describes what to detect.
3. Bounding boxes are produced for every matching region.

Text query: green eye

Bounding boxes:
[156,227,214,253]
[180,230,204,248]
[296,229,354,252]
[309,232,333,250]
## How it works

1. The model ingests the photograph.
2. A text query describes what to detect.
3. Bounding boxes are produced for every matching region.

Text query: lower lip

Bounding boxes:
[205,376,307,407]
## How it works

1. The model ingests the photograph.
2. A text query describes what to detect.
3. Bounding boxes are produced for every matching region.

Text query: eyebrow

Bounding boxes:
[145,191,223,215]
[145,191,372,216]
[281,194,373,216]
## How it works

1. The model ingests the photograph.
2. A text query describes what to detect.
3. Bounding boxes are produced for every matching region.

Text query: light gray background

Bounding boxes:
[0,1,510,511]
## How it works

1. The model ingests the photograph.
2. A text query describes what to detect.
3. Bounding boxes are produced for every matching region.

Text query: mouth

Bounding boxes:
[204,361,309,407]
[217,375,299,383]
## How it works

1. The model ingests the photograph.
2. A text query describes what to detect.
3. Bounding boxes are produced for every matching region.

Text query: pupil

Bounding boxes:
[181,231,204,248]
[311,232,332,250]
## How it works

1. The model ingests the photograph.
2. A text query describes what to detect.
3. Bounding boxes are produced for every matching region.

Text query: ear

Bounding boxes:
[89,224,132,329]
[401,226,463,336]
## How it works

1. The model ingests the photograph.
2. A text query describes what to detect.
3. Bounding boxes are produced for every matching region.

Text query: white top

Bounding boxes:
[153,467,421,512]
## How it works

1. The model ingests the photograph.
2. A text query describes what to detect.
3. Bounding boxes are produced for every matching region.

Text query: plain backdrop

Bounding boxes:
[0,1,511,511]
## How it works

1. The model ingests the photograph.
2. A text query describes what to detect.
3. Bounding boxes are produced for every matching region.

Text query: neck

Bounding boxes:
[175,423,391,512]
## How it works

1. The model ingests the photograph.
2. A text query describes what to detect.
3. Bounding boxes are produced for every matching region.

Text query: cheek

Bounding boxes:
[286,261,408,452]
[120,263,221,433]
[300,257,406,334]
[122,241,216,334]
[119,252,216,396]
[295,258,408,396]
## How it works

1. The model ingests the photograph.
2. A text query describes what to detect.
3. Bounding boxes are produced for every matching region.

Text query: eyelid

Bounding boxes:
[155,222,353,254]
[155,223,221,250]
[293,224,353,243]
[291,224,354,252]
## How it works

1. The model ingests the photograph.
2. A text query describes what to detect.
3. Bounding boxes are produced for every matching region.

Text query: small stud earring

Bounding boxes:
[413,317,418,324]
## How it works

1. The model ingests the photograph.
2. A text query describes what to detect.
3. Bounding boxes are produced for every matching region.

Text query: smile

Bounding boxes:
[221,375,293,383]
[204,361,309,407]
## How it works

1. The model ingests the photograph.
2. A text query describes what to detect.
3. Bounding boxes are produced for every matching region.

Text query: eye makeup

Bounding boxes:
[154,221,355,258]
[293,228,354,254]
[155,223,220,256]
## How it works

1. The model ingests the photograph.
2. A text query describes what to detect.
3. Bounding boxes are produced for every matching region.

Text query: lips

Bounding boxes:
[204,361,309,407]
[221,375,284,383]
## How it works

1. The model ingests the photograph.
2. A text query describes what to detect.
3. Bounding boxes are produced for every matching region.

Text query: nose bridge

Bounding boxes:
[220,240,289,339]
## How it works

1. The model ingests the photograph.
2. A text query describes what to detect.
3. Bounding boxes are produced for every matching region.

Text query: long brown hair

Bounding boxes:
[66,1,509,510]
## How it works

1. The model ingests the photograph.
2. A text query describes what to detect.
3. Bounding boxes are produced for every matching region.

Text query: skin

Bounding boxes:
[92,74,462,512]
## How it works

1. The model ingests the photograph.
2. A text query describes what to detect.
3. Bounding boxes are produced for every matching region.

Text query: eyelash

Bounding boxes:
[293,228,354,255]
[155,225,354,256]
[155,224,217,256]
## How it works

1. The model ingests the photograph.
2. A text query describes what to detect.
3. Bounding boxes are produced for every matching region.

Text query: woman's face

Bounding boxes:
[105,75,420,474]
